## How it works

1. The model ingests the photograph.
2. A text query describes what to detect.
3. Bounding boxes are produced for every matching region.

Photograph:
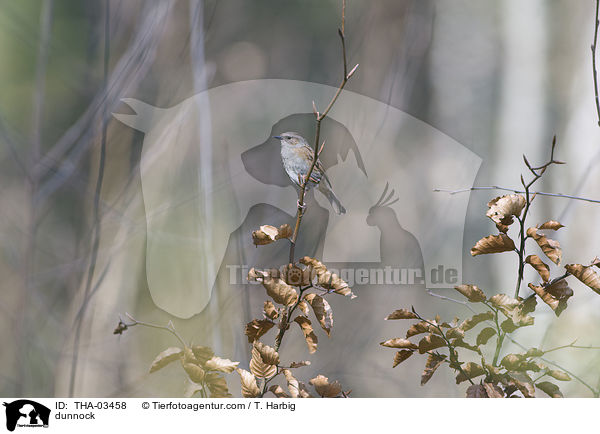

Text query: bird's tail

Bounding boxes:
[319,183,346,215]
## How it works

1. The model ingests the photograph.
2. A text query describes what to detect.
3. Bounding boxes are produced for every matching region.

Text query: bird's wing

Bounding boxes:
[318,160,332,187]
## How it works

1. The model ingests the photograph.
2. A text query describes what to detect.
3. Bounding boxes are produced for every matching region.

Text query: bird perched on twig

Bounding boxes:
[275,132,346,215]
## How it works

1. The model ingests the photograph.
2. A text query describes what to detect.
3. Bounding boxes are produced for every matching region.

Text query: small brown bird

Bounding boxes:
[275,132,346,215]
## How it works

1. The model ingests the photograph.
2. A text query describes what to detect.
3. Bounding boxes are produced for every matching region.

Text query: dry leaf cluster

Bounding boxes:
[382,143,600,398]
[242,257,354,397]
[149,345,238,398]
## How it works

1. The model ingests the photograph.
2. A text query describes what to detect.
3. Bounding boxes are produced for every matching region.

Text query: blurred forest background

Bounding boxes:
[1,0,600,397]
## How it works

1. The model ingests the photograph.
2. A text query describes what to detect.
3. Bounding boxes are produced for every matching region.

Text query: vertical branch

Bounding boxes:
[69,0,110,397]
[18,0,54,396]
[592,0,600,126]
[514,136,560,298]
[288,0,357,263]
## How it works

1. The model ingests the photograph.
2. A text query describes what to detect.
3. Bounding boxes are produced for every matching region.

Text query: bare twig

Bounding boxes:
[426,289,478,314]
[543,340,600,353]
[592,0,600,126]
[433,187,600,205]
[288,0,358,263]
[258,0,355,398]
[505,334,600,396]
[412,309,475,385]
[120,313,188,348]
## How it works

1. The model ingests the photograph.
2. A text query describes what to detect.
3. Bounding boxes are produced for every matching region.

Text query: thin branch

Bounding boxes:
[426,289,478,314]
[505,334,599,396]
[120,313,188,348]
[543,340,600,354]
[288,0,357,263]
[433,187,600,204]
[413,310,475,385]
[593,0,600,126]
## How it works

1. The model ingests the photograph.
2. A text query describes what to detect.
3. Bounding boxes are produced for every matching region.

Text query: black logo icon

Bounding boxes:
[3,400,50,431]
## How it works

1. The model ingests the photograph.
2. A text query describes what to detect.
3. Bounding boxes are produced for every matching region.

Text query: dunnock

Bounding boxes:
[275,132,346,215]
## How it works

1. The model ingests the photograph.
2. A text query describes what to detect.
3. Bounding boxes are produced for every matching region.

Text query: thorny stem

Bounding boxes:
[289,0,358,263]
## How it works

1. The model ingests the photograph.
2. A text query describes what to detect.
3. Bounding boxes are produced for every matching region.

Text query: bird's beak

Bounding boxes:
[273,136,282,140]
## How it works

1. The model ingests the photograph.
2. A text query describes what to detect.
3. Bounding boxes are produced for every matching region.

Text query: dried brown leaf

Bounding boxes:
[204,356,239,373]
[269,385,291,398]
[454,284,486,302]
[263,300,279,320]
[537,220,564,230]
[205,372,232,398]
[456,362,486,384]
[309,375,342,397]
[483,383,505,398]
[486,194,526,232]
[406,321,434,337]
[566,264,600,295]
[471,234,516,256]
[507,372,535,398]
[304,293,333,335]
[293,315,318,354]
[248,268,299,306]
[501,354,525,371]
[250,345,276,379]
[459,312,494,332]
[528,283,569,316]
[385,309,419,320]
[297,300,309,316]
[183,363,205,383]
[149,347,183,373]
[421,353,445,385]
[392,350,414,368]
[283,369,300,398]
[525,348,544,358]
[289,361,311,368]
[466,384,488,398]
[501,319,518,333]
[237,368,260,398]
[245,319,274,343]
[489,293,520,313]
[545,279,574,300]
[191,345,214,365]
[525,255,550,282]
[252,224,292,246]
[546,369,571,381]
[536,381,563,398]
[451,338,481,353]
[254,341,280,366]
[380,338,419,350]
[527,228,562,265]
[299,257,357,298]
[446,327,465,340]
[476,327,497,346]
[418,334,447,354]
